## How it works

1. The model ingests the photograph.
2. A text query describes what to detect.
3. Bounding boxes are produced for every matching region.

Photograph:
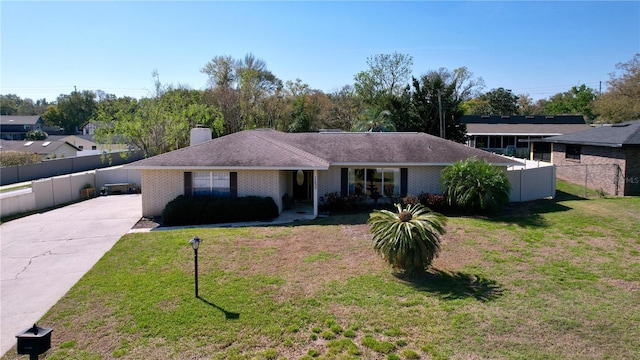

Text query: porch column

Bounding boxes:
[313,170,318,217]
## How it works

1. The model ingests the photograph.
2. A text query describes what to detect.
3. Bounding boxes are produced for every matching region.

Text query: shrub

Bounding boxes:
[440,157,511,214]
[0,151,41,166]
[25,130,48,140]
[405,193,447,212]
[368,203,447,274]
[319,192,363,213]
[161,195,279,226]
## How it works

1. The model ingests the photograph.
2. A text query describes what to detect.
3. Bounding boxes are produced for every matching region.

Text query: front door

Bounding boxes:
[293,170,312,201]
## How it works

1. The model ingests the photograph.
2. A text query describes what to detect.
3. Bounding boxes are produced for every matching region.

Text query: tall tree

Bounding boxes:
[0,94,49,115]
[469,88,519,115]
[42,90,97,134]
[94,74,224,157]
[593,53,640,123]
[354,52,413,107]
[201,53,281,133]
[326,85,363,131]
[544,84,597,121]
[405,68,471,143]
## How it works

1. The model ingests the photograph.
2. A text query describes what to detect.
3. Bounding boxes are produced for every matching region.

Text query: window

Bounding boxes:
[193,171,230,196]
[347,168,400,198]
[565,144,581,160]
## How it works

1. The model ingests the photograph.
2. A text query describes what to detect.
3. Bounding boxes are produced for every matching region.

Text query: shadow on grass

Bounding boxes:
[396,268,503,302]
[197,296,240,320]
[554,190,588,202]
[288,212,371,227]
[483,197,575,228]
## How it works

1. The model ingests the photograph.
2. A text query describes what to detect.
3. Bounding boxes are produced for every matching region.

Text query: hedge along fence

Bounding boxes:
[1,166,141,218]
[162,195,279,226]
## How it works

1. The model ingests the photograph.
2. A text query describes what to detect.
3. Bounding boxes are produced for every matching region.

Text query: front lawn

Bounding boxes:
[4,181,640,359]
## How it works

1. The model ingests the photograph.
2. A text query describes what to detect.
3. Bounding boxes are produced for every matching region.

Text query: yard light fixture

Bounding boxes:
[189,236,201,298]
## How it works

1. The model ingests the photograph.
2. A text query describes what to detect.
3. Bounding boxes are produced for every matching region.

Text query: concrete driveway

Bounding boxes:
[0,194,141,356]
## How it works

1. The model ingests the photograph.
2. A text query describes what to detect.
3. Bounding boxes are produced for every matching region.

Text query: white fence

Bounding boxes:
[505,157,556,202]
[1,166,140,218]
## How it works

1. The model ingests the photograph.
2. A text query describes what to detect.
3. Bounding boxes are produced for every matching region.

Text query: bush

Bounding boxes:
[440,157,511,214]
[319,192,363,213]
[161,195,279,226]
[404,192,447,212]
[0,151,41,166]
[25,130,48,140]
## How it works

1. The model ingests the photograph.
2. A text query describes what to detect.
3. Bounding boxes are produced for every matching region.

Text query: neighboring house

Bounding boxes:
[47,135,99,151]
[0,139,81,159]
[0,115,45,140]
[536,120,640,196]
[461,115,591,160]
[126,128,521,218]
[47,134,131,155]
[81,121,98,136]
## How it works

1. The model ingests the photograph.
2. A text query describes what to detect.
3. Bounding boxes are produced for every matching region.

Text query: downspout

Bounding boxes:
[313,170,318,218]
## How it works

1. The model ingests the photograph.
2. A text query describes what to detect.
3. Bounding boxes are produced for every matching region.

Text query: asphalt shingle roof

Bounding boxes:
[127,129,520,169]
[0,139,80,154]
[461,115,591,136]
[0,115,42,126]
[540,120,640,147]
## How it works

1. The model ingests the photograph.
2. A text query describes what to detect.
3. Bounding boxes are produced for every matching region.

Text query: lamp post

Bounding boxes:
[189,236,201,298]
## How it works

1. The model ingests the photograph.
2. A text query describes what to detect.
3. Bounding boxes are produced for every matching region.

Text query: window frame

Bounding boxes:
[192,171,231,197]
[565,144,581,160]
[347,167,400,198]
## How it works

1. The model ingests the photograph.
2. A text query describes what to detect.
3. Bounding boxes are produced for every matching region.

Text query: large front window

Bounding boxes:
[193,171,230,196]
[348,168,400,198]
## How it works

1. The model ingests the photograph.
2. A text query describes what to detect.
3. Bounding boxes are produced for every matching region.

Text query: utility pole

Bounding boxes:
[438,90,444,139]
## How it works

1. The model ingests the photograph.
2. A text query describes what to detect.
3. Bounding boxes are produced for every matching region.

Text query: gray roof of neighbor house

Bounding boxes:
[461,115,591,136]
[0,139,81,154]
[126,129,520,170]
[0,115,43,126]
[539,120,640,147]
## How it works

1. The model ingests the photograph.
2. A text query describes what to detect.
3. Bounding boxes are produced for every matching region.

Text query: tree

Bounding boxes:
[352,108,395,132]
[94,74,224,157]
[593,53,640,123]
[42,90,97,134]
[368,203,447,275]
[545,84,597,121]
[201,53,282,133]
[354,52,413,107]
[325,85,363,131]
[405,68,470,143]
[440,158,511,214]
[470,88,519,115]
[1,94,49,115]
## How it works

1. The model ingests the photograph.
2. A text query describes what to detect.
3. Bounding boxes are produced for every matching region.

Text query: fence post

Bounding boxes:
[584,164,588,198]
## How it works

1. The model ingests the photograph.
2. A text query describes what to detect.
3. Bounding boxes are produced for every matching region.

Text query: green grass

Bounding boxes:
[3,180,639,359]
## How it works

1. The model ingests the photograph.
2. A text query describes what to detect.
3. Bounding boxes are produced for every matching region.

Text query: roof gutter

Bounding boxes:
[125,165,330,171]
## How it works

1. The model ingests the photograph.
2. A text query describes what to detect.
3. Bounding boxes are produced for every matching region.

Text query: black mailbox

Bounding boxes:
[16,324,53,356]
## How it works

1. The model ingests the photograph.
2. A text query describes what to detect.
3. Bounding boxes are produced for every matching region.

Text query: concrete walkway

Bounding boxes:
[0,195,142,356]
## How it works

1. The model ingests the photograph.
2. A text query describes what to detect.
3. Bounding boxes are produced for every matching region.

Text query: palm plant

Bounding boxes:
[440,157,511,213]
[352,108,396,132]
[368,203,447,274]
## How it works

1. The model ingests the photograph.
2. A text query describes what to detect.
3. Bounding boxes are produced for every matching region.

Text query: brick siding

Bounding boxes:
[552,144,630,196]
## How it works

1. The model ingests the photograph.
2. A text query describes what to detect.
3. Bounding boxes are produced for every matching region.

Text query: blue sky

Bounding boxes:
[2,1,639,103]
